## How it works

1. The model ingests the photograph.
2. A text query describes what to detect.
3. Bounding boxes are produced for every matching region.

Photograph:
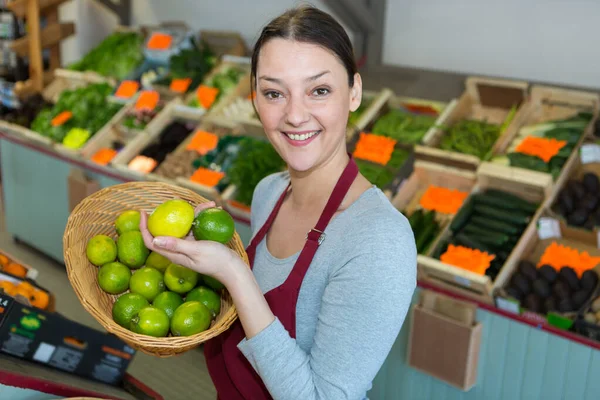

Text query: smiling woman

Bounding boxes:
[140,5,417,400]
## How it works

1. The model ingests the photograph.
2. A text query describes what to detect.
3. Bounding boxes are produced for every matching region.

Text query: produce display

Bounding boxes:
[492,113,592,179]
[227,137,287,206]
[0,253,50,310]
[582,296,600,326]
[438,119,502,159]
[355,148,411,189]
[0,94,51,128]
[552,172,600,230]
[68,32,145,80]
[30,83,122,146]
[371,109,437,144]
[220,96,256,120]
[135,119,197,171]
[505,260,599,315]
[187,66,246,109]
[120,102,165,133]
[85,203,235,337]
[433,189,539,279]
[407,209,441,254]
[348,100,370,128]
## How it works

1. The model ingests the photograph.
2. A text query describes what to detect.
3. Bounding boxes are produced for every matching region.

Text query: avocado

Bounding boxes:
[559,190,575,215]
[506,286,523,302]
[511,273,532,296]
[581,269,599,291]
[544,297,557,313]
[572,290,590,309]
[518,260,538,282]
[559,266,580,291]
[569,181,587,200]
[558,297,575,313]
[539,264,558,283]
[533,279,552,298]
[553,280,571,300]
[568,209,589,227]
[583,172,600,193]
[524,293,543,313]
[579,194,599,212]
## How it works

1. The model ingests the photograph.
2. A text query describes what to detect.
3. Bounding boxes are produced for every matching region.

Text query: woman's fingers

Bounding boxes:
[139,211,157,252]
[194,201,216,215]
[153,236,199,257]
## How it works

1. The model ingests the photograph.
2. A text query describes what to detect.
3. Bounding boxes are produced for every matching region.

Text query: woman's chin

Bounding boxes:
[283,154,319,174]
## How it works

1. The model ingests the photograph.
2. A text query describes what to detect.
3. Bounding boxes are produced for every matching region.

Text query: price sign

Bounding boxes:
[580,143,600,164]
[128,155,157,173]
[114,81,139,99]
[147,32,173,50]
[170,78,192,94]
[51,111,72,127]
[91,148,118,166]
[352,132,396,166]
[515,136,567,163]
[537,217,561,240]
[495,297,520,315]
[190,168,225,187]
[186,130,219,155]
[135,90,160,112]
[196,85,219,109]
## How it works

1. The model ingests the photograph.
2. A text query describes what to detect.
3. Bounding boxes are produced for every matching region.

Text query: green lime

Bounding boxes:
[185,286,221,318]
[98,262,131,295]
[202,274,225,291]
[164,264,199,294]
[112,293,149,328]
[86,235,117,266]
[129,267,165,302]
[130,306,170,337]
[147,199,195,238]
[115,210,140,235]
[170,301,212,336]
[152,291,184,319]
[191,208,235,244]
[145,251,171,273]
[117,231,150,268]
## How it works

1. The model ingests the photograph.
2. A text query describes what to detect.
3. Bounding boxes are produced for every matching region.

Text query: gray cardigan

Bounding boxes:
[237,172,417,399]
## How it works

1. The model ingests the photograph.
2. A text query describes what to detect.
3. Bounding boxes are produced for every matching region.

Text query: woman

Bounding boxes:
[140,5,416,399]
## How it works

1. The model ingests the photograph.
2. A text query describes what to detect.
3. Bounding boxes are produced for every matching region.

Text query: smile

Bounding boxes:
[283,130,321,141]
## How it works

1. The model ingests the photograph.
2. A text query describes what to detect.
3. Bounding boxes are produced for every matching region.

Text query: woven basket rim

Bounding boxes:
[63,181,247,357]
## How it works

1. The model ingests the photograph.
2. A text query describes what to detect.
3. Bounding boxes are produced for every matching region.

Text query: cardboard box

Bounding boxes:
[67,169,101,213]
[0,292,135,386]
[407,290,481,391]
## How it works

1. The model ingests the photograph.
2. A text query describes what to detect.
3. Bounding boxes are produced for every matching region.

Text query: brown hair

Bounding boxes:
[251,5,358,91]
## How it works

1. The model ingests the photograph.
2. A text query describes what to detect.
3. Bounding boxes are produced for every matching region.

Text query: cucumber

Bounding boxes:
[462,225,510,247]
[469,215,522,236]
[472,193,539,214]
[454,233,495,254]
[473,203,531,226]
[450,197,474,233]
[416,222,438,254]
[481,189,538,214]
[408,209,424,232]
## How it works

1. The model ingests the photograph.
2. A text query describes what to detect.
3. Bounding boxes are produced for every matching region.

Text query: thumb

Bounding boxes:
[152,236,198,255]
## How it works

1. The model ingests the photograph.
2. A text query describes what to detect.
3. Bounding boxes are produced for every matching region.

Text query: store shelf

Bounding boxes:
[10,22,74,57]
[6,0,70,18]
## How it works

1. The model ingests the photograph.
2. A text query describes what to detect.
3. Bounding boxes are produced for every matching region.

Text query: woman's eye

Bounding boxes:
[313,88,330,96]
[264,91,281,99]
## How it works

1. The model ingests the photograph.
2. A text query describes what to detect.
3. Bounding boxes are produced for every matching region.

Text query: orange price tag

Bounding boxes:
[91,148,117,166]
[147,32,173,50]
[419,185,469,214]
[114,80,139,99]
[190,168,225,187]
[515,136,567,163]
[135,90,160,112]
[51,111,72,127]
[128,155,158,173]
[247,92,256,100]
[440,245,496,276]
[352,132,397,165]
[170,78,192,93]
[196,85,220,109]
[537,241,600,278]
[229,200,251,212]
[186,130,219,155]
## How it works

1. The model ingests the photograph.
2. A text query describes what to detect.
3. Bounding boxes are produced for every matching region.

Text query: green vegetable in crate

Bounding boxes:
[355,147,410,189]
[188,66,245,108]
[155,38,217,91]
[68,32,144,80]
[227,138,287,206]
[371,110,436,144]
[407,209,440,254]
[439,119,501,159]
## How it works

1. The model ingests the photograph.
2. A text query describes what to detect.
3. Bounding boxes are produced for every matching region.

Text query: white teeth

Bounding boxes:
[287,131,319,141]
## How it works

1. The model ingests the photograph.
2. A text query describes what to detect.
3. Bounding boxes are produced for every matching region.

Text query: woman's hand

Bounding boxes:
[139,201,244,285]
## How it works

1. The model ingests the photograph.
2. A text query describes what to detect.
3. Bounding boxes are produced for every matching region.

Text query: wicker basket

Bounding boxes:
[63,181,248,357]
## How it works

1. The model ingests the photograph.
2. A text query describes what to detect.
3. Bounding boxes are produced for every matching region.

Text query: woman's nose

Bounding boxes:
[284,94,310,127]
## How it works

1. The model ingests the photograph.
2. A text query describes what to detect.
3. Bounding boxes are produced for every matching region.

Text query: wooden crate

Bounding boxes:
[391,161,477,256]
[483,85,600,189]
[495,212,600,329]
[349,87,454,145]
[111,100,206,186]
[417,162,553,304]
[42,68,116,104]
[415,76,529,171]
[0,120,53,147]
[222,185,252,223]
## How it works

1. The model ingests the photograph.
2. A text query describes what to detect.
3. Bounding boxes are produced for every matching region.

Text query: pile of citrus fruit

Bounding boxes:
[0,253,51,310]
[85,199,235,338]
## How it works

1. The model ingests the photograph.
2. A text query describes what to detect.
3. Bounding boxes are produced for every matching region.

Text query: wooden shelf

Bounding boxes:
[7,0,71,18]
[10,22,74,57]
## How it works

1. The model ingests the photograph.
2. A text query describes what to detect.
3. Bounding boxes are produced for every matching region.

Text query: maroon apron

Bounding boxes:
[204,158,359,399]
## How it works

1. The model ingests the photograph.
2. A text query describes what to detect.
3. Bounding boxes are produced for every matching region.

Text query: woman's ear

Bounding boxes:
[349,72,363,112]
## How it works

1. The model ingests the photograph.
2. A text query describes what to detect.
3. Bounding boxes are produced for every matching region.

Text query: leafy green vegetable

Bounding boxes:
[439,119,501,159]
[227,137,286,205]
[355,147,410,188]
[68,32,144,80]
[188,66,245,108]
[31,83,122,144]
[371,110,436,144]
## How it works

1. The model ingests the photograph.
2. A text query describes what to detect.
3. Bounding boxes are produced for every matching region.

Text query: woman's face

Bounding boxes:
[254,38,362,173]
